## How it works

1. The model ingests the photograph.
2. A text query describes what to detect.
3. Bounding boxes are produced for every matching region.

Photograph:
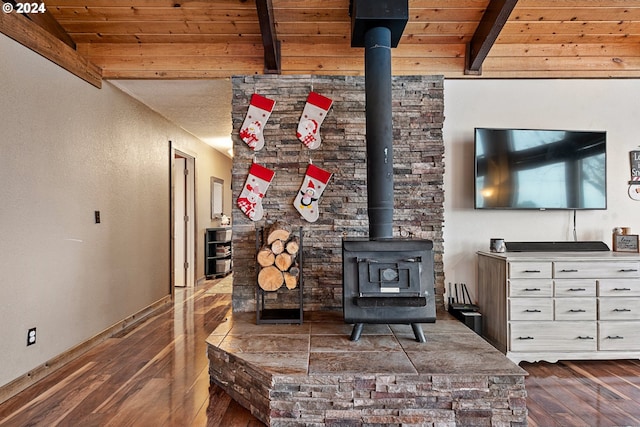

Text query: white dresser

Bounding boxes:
[477,250,640,364]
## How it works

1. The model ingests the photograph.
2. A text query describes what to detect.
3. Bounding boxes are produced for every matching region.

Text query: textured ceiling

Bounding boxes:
[110,79,233,156]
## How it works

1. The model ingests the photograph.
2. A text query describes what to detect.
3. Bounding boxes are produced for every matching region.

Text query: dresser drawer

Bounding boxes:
[509,262,552,279]
[554,280,596,297]
[598,279,640,297]
[509,280,553,297]
[510,321,597,352]
[509,298,553,321]
[598,297,640,320]
[555,298,596,321]
[598,322,640,351]
[554,261,640,279]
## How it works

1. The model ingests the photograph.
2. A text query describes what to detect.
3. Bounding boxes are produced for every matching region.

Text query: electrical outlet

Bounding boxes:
[94,210,101,224]
[27,327,36,346]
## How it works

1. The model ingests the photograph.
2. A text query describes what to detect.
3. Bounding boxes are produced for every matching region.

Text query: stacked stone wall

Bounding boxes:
[231,75,445,312]
[208,347,527,426]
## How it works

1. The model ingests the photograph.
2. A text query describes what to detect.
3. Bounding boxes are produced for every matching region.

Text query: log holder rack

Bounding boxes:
[255,226,304,324]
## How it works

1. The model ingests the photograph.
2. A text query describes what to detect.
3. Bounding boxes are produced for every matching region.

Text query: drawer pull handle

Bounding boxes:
[618,269,638,272]
[612,288,632,291]
[524,288,541,292]
[607,335,624,340]
[559,269,579,273]
[523,270,541,273]
[568,288,586,292]
[524,309,542,313]
[577,336,594,340]
[517,336,535,340]
[568,309,586,313]
[613,308,632,312]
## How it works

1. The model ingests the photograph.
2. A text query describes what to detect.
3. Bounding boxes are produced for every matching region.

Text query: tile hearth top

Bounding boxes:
[206,310,526,377]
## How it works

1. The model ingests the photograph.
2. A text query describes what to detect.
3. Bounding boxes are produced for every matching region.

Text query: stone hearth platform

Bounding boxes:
[206,311,527,426]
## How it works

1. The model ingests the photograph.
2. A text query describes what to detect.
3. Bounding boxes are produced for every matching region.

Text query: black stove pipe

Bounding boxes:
[347,1,428,344]
[365,26,394,239]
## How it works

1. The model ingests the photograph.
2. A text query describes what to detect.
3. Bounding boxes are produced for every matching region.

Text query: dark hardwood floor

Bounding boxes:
[523,359,640,427]
[0,278,263,427]
[1,276,639,426]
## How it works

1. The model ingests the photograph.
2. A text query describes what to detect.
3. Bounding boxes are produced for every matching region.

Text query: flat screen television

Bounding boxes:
[474,128,607,210]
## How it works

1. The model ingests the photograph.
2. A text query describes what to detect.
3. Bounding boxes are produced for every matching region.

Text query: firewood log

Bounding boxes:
[285,236,299,256]
[288,265,300,278]
[283,272,298,290]
[257,246,275,267]
[271,239,285,255]
[275,252,294,272]
[258,266,284,291]
[266,221,291,244]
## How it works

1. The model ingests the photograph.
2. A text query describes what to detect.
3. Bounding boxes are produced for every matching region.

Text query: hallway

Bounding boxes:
[0,276,262,426]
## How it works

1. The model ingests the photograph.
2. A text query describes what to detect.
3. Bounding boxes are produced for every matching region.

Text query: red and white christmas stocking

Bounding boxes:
[237,162,275,221]
[239,94,276,151]
[294,163,332,222]
[296,92,333,150]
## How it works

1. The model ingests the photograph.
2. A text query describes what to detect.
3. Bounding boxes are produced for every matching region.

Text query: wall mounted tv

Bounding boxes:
[474,128,607,210]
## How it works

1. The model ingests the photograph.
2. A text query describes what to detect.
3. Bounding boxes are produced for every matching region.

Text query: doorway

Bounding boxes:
[172,150,195,288]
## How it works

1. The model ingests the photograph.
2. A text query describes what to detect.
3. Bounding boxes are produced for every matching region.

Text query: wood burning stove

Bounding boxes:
[342,0,436,342]
[343,238,436,342]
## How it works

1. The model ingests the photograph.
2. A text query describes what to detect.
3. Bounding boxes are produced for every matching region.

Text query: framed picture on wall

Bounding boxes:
[211,177,224,219]
[614,234,639,253]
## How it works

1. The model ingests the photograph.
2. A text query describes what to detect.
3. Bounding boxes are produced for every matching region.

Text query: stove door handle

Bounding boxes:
[356,257,421,263]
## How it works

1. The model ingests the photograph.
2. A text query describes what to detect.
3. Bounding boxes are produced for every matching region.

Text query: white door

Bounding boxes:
[174,157,187,287]
[173,154,195,288]
[184,157,195,287]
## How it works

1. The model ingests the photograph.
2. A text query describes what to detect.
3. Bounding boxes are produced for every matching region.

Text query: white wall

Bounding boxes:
[443,79,640,302]
[0,34,231,387]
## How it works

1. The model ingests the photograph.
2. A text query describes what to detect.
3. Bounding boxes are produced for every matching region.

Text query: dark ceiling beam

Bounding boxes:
[465,0,518,75]
[255,0,281,74]
[2,0,76,49]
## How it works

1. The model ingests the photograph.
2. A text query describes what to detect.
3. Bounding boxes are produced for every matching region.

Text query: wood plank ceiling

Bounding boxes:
[5,0,640,80]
